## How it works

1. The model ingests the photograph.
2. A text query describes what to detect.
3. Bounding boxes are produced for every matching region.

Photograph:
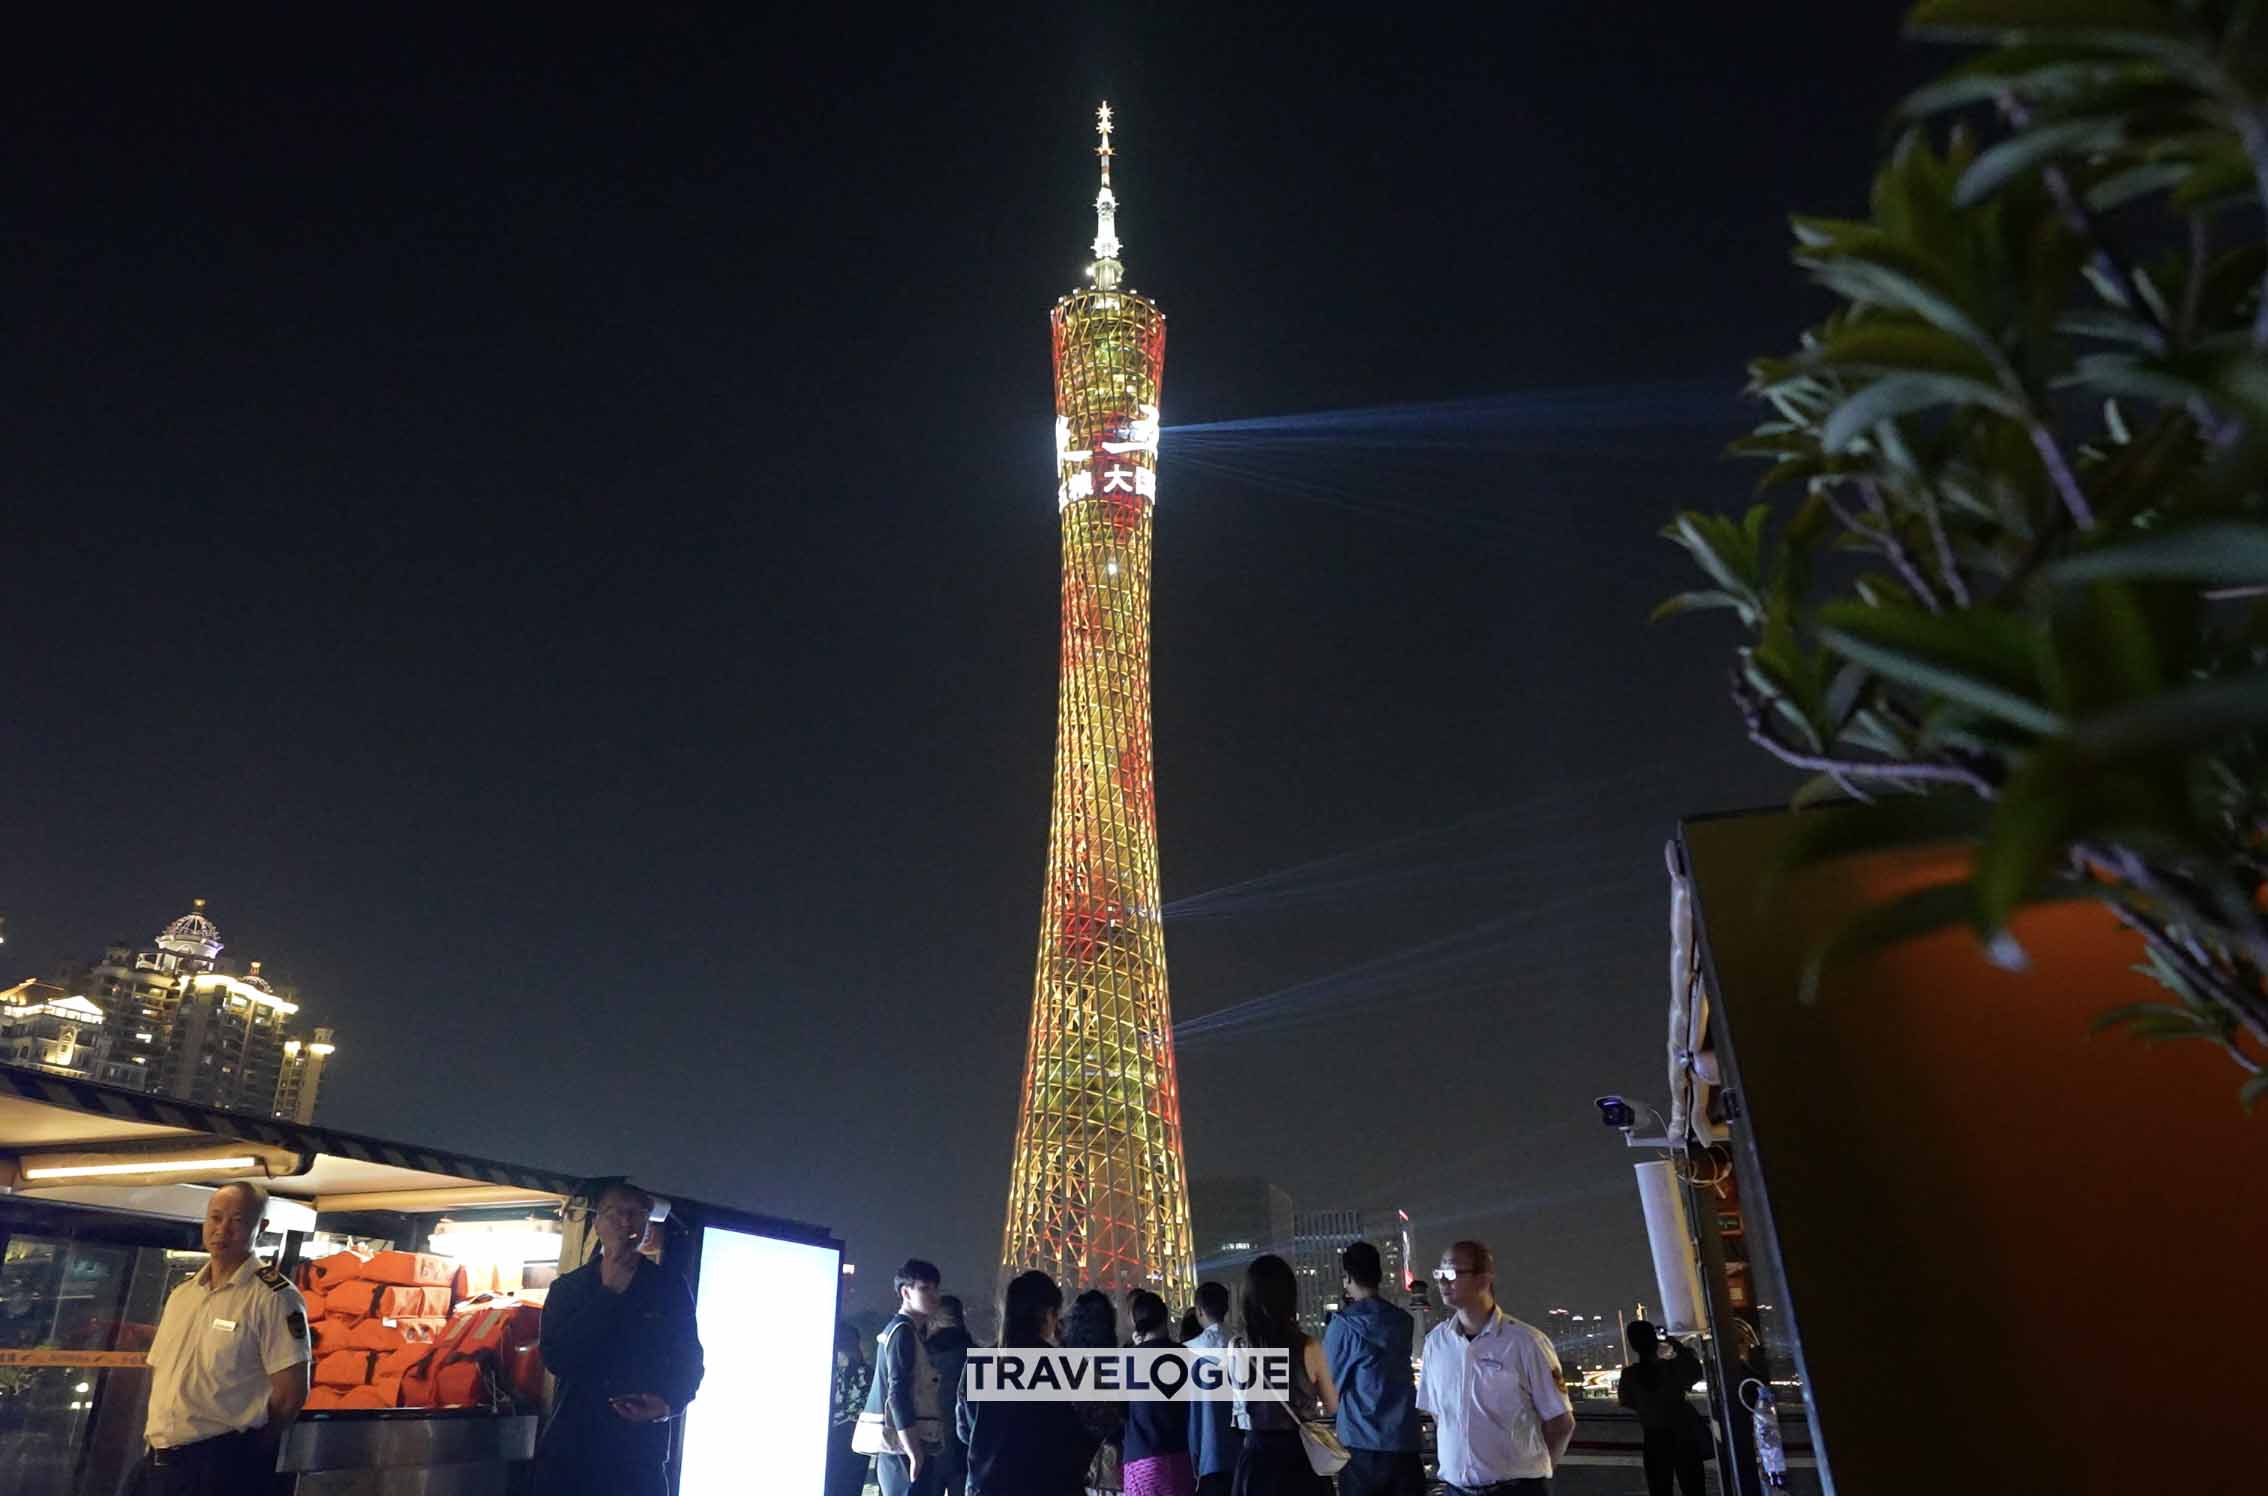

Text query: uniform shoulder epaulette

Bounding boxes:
[256,1264,291,1292]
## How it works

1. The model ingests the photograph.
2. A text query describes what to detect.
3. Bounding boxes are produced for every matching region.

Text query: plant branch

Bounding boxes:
[1733,670,1997,795]
[2026,419,2097,531]
[1826,484,1942,611]
[1917,488,1972,609]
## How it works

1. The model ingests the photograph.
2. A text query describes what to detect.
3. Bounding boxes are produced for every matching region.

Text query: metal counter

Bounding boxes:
[280,1410,537,1496]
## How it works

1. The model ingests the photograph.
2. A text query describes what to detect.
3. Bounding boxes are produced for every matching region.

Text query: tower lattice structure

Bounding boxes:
[1000,103,1195,1307]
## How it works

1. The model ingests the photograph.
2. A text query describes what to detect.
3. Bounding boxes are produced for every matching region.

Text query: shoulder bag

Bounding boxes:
[1290,1339,1348,1476]
[850,1321,905,1457]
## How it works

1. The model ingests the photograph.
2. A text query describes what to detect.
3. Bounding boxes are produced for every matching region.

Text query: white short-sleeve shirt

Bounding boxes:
[144,1255,311,1449]
[1416,1307,1570,1486]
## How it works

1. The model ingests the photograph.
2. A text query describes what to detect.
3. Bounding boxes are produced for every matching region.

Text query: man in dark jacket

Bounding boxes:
[536,1183,705,1496]
[925,1295,977,1496]
[872,1258,944,1496]
[1322,1241,1424,1496]
[1618,1320,1708,1496]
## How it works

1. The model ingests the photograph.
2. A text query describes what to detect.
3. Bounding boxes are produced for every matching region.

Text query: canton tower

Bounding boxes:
[999,102,1195,1306]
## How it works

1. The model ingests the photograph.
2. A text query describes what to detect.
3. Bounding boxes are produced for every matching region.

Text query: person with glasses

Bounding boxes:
[536,1181,706,1496]
[1415,1241,1573,1495]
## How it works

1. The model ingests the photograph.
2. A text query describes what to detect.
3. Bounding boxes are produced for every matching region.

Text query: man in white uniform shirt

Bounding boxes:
[1416,1239,1574,1494]
[140,1180,312,1495]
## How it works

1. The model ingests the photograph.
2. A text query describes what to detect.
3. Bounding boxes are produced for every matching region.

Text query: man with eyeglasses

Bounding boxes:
[1415,1240,1574,1494]
[536,1181,706,1496]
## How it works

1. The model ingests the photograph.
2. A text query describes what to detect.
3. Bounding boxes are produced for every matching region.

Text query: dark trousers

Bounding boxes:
[825,1421,870,1496]
[533,1449,669,1496]
[1642,1427,1706,1496]
[1443,1482,1551,1495]
[877,1447,946,1496]
[133,1432,275,1496]
[1199,1474,1235,1496]
[1337,1448,1426,1496]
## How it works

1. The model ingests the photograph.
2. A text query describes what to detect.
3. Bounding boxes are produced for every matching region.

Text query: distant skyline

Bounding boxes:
[3,2,1917,1319]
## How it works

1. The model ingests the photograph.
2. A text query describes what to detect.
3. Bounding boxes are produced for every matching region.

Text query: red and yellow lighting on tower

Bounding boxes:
[999,102,1195,1305]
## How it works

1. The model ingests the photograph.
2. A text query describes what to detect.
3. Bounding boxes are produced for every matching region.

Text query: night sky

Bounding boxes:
[3,4,1919,1321]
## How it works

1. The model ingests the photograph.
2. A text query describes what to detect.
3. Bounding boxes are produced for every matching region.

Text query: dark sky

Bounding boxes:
[2,3,1919,1321]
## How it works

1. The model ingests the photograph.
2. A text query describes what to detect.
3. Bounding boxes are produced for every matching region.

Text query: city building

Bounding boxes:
[53,900,340,1120]
[1542,1307,1631,1376]
[274,1026,337,1123]
[1291,1207,1413,1331]
[1000,104,1194,1306]
[1188,1176,1295,1285]
[0,979,148,1088]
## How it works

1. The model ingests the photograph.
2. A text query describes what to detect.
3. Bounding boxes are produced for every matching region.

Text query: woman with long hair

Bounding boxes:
[959,1271,1100,1496]
[826,1319,873,1496]
[1231,1255,1338,1496]
[1063,1290,1125,1496]
[1121,1289,1195,1496]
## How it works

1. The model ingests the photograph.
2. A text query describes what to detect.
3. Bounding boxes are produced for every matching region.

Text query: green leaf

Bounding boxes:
[2072,669,2268,759]
[1789,773,1853,812]
[2090,1000,2199,1034]
[2083,160,2191,212]
[1821,373,2022,452]
[1803,243,1996,353]
[1976,747,2075,933]
[2043,524,2268,586]
[2168,141,2255,212]
[1905,1,2192,48]
[1811,321,2007,381]
[1898,49,2126,119]
[2055,307,2165,351]
[2242,1073,2268,1112]
[1956,116,2127,207]
[1651,589,1754,624]
[1663,513,1763,606]
[1819,604,2065,736]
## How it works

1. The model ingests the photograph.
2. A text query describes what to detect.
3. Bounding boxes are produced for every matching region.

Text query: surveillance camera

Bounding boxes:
[1595,1095,1636,1129]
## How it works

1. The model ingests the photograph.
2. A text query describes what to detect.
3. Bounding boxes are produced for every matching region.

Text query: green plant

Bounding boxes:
[1660,0,2268,1105]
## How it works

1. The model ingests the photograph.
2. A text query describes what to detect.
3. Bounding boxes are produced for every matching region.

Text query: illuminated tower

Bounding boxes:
[999,103,1194,1306]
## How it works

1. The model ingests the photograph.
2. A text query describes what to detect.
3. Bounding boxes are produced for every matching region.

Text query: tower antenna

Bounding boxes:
[1090,100,1123,289]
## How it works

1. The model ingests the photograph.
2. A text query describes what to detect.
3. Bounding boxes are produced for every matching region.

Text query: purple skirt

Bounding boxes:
[1125,1450,1197,1496]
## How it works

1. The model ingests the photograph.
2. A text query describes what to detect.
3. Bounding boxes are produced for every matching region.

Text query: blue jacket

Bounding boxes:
[1323,1296,1420,1453]
[1183,1323,1241,1478]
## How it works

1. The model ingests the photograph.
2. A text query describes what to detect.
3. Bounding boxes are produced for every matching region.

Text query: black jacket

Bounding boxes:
[1617,1342,1703,1432]
[1121,1337,1188,1464]
[538,1253,706,1472]
[959,1394,1098,1496]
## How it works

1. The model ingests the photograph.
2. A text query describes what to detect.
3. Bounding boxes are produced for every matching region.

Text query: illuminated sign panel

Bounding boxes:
[677,1227,841,1495]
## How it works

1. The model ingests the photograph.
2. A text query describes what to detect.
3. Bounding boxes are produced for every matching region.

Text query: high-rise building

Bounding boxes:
[1000,103,1193,1307]
[1291,1207,1413,1332]
[66,900,340,1119]
[1188,1176,1295,1285]
[274,1026,337,1123]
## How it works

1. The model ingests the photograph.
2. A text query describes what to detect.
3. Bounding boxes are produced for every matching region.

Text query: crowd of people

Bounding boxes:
[128,1182,1705,1496]
[828,1237,1582,1496]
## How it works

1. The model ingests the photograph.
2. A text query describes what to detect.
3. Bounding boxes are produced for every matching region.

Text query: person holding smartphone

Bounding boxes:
[536,1181,706,1496]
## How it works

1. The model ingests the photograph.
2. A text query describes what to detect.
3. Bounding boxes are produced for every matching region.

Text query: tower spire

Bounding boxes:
[1090,100,1123,290]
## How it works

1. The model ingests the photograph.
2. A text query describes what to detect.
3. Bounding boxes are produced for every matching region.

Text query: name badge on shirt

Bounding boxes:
[210,1317,239,1332]
[1475,1355,1505,1373]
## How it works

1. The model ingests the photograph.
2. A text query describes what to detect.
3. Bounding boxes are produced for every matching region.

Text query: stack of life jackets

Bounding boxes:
[295,1249,546,1411]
